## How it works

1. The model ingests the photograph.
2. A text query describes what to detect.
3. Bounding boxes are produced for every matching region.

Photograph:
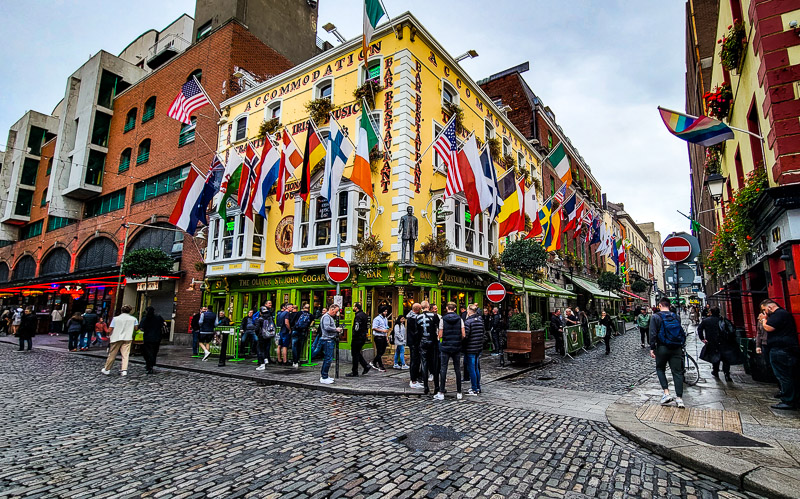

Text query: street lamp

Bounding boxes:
[355,197,384,234]
[455,50,479,62]
[322,23,347,44]
[705,173,726,203]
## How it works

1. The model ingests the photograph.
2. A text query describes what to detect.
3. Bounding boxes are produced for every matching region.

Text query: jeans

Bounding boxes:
[257,336,272,365]
[421,344,440,394]
[464,353,481,392]
[79,331,92,349]
[320,339,336,379]
[394,344,406,366]
[409,344,421,382]
[655,345,684,398]
[770,347,800,407]
[192,329,200,356]
[142,341,160,371]
[18,336,32,350]
[439,350,461,394]
[68,332,80,350]
[373,336,388,369]
[292,331,307,364]
[351,337,369,375]
[240,330,258,357]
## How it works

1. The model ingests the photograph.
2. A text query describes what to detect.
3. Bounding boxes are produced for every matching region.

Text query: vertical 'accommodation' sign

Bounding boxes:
[412,59,423,194]
[381,56,394,193]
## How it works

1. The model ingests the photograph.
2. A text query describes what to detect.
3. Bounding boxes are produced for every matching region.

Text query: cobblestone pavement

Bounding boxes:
[510,326,658,395]
[0,344,760,498]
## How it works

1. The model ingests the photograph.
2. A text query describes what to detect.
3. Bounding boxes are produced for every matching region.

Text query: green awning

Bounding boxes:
[533,279,576,299]
[501,274,576,299]
[568,276,621,300]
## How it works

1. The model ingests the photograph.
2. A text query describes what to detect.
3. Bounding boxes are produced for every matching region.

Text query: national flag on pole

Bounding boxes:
[456,133,491,217]
[220,148,243,195]
[352,106,377,198]
[589,217,601,245]
[299,122,326,202]
[658,107,734,147]
[253,138,281,218]
[561,194,578,232]
[479,145,503,221]
[219,164,242,220]
[611,236,620,269]
[618,240,626,265]
[496,170,518,201]
[237,143,260,220]
[569,201,586,237]
[167,78,210,125]
[279,130,303,212]
[497,178,525,237]
[548,143,572,186]
[553,183,567,204]
[321,116,354,203]
[543,206,563,252]
[363,0,386,62]
[523,184,541,239]
[169,166,208,235]
[436,119,462,199]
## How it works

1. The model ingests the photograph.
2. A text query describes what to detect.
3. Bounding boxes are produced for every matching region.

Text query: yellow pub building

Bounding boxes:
[203,13,550,353]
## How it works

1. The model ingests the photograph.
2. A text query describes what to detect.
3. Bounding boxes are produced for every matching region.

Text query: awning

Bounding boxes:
[502,274,576,299]
[568,276,622,300]
[533,279,576,299]
[619,289,646,301]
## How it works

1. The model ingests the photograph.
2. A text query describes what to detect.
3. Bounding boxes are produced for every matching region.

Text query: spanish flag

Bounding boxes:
[299,122,326,202]
[498,178,525,237]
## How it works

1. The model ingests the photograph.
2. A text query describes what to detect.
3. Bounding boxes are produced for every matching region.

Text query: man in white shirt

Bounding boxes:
[101,305,139,377]
[370,307,391,372]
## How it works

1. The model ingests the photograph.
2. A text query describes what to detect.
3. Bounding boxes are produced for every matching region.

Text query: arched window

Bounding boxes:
[442,80,458,106]
[142,96,156,123]
[124,108,137,133]
[179,117,196,146]
[40,248,71,277]
[187,69,202,84]
[234,116,247,142]
[0,261,9,283]
[76,237,118,271]
[129,223,183,255]
[119,148,132,172]
[315,80,333,101]
[12,256,36,281]
[136,139,151,165]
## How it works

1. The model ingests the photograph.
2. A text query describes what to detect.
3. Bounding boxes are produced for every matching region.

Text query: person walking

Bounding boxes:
[291,303,312,368]
[463,304,484,395]
[100,305,138,376]
[277,303,295,365]
[370,306,390,372]
[139,306,164,374]
[79,307,99,351]
[16,306,37,351]
[197,306,215,362]
[190,308,202,356]
[406,303,423,388]
[50,307,63,336]
[239,310,259,359]
[92,317,109,347]
[649,297,687,408]
[393,316,408,369]
[319,304,342,384]
[599,310,617,355]
[576,307,592,350]
[698,307,743,381]
[346,303,371,377]
[437,302,465,400]
[550,309,565,356]
[66,312,83,351]
[636,306,651,348]
[759,299,800,410]
[490,307,503,355]
[417,300,441,396]
[255,306,276,370]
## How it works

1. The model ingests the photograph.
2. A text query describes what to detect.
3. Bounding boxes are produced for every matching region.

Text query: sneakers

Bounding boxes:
[292,363,299,369]
[345,373,358,377]
[100,368,110,375]
[410,381,423,389]
[433,392,445,401]
[362,365,371,375]
[401,364,410,370]
[202,351,211,361]
[456,392,463,400]
[467,389,479,396]
[428,374,434,382]
[676,398,685,409]
[376,366,386,373]
[319,376,334,384]
[120,371,127,377]
[255,364,266,371]
[393,364,402,369]
[660,394,675,405]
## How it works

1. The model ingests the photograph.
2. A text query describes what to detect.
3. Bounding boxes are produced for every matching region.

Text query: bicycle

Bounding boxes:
[682,346,700,386]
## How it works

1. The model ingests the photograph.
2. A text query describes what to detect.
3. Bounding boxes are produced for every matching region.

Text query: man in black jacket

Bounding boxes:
[437,302,465,401]
[190,308,202,356]
[490,307,504,356]
[406,303,423,388]
[346,303,371,377]
[463,304,484,395]
[417,300,441,396]
[697,307,740,381]
[550,309,564,356]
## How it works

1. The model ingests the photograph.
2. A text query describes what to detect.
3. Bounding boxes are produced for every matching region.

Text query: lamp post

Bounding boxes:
[454,50,479,62]
[322,23,347,44]
[704,173,726,203]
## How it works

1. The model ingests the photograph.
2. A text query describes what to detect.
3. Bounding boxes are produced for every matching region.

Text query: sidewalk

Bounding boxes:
[0,333,548,398]
[606,322,800,499]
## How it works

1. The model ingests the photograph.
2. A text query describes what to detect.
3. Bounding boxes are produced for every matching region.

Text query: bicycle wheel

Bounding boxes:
[683,352,700,386]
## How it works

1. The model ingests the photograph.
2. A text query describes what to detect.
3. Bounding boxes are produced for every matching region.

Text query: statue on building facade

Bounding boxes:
[398,206,418,264]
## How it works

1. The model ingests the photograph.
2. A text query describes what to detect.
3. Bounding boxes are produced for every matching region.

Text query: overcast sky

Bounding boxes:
[0,0,689,242]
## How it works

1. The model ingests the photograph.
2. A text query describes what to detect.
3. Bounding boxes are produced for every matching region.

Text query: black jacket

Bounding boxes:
[549,314,563,334]
[18,313,37,338]
[353,311,369,341]
[599,315,617,333]
[440,312,463,353]
[140,315,165,343]
[490,314,505,333]
[191,313,201,331]
[417,311,440,349]
[406,312,419,347]
[463,314,484,354]
[82,312,99,333]
[698,316,743,365]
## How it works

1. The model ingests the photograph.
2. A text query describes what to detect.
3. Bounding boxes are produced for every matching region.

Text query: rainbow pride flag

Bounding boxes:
[658,107,734,147]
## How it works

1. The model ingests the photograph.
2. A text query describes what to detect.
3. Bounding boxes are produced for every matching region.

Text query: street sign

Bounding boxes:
[486,282,506,303]
[665,264,696,286]
[663,235,693,263]
[325,257,350,284]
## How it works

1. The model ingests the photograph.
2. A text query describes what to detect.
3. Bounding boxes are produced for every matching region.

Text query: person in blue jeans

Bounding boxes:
[319,305,342,384]
[79,307,99,351]
[393,316,408,369]
[463,304,484,395]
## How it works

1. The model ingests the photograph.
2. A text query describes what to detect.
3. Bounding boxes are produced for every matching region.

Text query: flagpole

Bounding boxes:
[676,209,715,235]
[307,118,328,152]
[194,76,221,118]
[413,112,458,170]
[329,112,357,151]
[376,0,400,39]
[657,106,763,140]
[362,98,393,161]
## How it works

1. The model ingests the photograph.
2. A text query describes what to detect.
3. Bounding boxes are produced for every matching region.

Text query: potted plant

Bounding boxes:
[305,98,334,125]
[487,137,502,162]
[352,234,390,274]
[353,78,384,109]
[703,83,733,121]
[259,118,281,138]
[719,20,747,73]
[704,143,723,174]
[418,232,452,265]
[442,101,466,135]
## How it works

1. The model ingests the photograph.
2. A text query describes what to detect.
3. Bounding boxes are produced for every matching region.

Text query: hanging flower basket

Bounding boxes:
[487,137,502,163]
[442,101,466,135]
[259,118,281,138]
[704,143,724,174]
[305,98,334,125]
[719,21,747,73]
[353,78,384,110]
[704,83,733,121]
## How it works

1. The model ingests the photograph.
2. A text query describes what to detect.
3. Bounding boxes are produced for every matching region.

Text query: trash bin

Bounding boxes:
[530,329,545,363]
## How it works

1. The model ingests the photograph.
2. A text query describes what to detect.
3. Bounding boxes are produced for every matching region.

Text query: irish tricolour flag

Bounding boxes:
[549,143,572,187]
[363,0,386,60]
[351,106,378,198]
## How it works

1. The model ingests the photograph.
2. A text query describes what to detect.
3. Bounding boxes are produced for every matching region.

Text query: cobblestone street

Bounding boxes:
[0,342,760,498]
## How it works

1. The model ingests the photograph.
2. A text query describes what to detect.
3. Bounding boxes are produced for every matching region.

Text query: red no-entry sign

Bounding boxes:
[662,235,692,263]
[486,282,506,303]
[325,257,350,284]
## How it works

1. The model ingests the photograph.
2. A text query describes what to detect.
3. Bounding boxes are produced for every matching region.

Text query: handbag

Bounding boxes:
[596,325,607,338]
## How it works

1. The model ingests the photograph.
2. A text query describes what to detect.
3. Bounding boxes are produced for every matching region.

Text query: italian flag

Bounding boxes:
[550,143,572,187]
[351,106,377,198]
[363,0,386,61]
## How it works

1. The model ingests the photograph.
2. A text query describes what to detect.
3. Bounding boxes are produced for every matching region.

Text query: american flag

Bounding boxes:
[434,120,462,198]
[553,183,567,204]
[167,78,210,125]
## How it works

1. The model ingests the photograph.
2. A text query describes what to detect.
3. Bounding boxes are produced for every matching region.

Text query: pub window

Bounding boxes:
[502,137,511,156]
[299,201,310,249]
[453,200,462,249]
[356,193,369,240]
[315,79,333,101]
[361,58,381,84]
[315,197,332,246]
[222,215,235,258]
[488,221,497,257]
[237,214,246,257]
[252,215,265,258]
[267,101,281,120]
[517,152,525,173]
[465,210,475,253]
[442,80,458,106]
[234,116,247,142]
[477,213,485,256]
[337,191,349,244]
[485,120,495,141]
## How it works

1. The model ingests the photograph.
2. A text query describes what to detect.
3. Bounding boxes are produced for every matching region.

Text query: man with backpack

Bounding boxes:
[291,303,312,369]
[256,306,276,370]
[346,303,371,377]
[649,297,687,408]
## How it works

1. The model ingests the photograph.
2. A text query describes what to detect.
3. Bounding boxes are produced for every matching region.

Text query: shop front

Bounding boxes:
[568,275,622,318]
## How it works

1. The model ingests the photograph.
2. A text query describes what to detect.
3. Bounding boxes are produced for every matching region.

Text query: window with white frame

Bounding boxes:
[236,215,246,257]
[267,101,281,120]
[488,221,497,257]
[235,115,247,142]
[316,79,333,101]
[222,215,236,258]
[517,151,526,172]
[314,197,332,246]
[433,123,445,172]
[502,137,511,156]
[252,215,265,257]
[453,200,462,249]
[465,210,476,253]
[485,119,495,141]
[295,189,373,253]
[442,80,458,106]
[337,191,349,244]
[361,59,381,84]
[298,201,310,249]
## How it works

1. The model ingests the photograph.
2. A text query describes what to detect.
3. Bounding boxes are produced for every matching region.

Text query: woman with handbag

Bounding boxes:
[598,310,617,355]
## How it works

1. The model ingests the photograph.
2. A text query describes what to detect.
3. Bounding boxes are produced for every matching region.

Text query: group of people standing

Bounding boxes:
[549,306,617,355]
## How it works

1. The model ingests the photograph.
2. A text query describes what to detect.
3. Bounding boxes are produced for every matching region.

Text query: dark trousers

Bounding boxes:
[51,321,62,334]
[555,330,565,355]
[68,332,79,350]
[351,337,369,375]
[409,344,421,382]
[191,329,199,356]
[639,327,648,345]
[218,333,229,366]
[770,347,800,407]
[373,336,388,368]
[18,336,32,350]
[292,332,307,364]
[439,350,462,394]
[491,330,501,352]
[421,345,440,394]
[655,345,684,397]
[142,341,160,371]
[712,360,730,375]
[583,326,592,348]
[257,337,272,365]
[604,331,611,354]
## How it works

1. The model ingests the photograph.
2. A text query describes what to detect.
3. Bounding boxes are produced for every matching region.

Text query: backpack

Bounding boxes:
[657,312,685,346]
[294,311,311,331]
[260,315,276,339]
